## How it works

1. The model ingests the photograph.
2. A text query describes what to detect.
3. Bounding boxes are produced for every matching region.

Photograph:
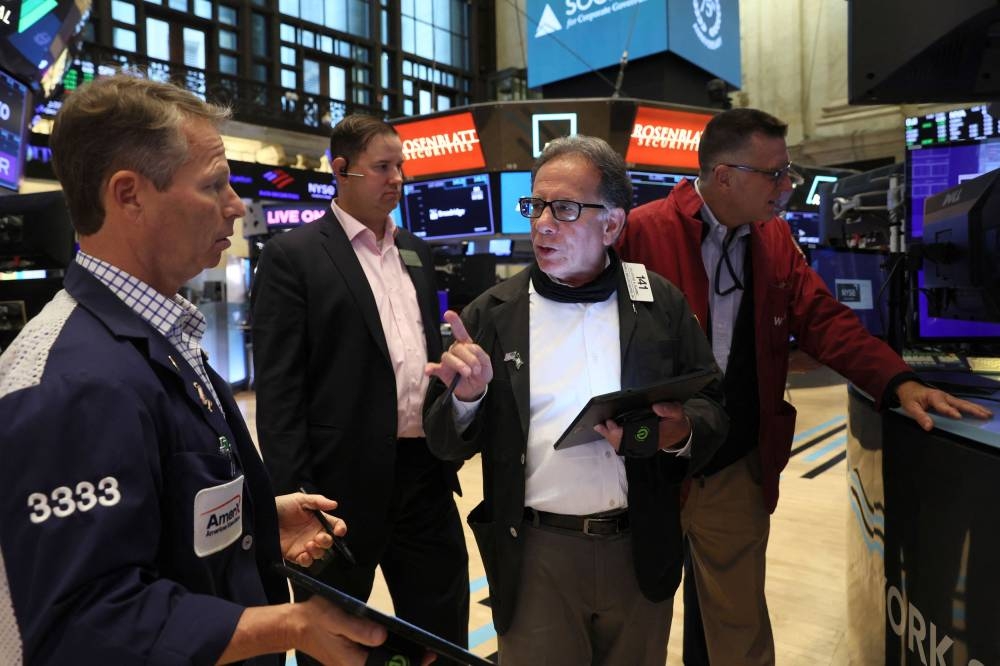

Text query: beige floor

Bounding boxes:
[236,354,852,665]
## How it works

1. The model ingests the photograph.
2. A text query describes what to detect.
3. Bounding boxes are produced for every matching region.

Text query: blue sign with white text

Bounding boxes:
[526,0,740,89]
[526,0,669,89]
[667,0,741,87]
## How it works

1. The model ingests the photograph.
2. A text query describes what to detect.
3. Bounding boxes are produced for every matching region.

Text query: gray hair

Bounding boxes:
[531,135,633,214]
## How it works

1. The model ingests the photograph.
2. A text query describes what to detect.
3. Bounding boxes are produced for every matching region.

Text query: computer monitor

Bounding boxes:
[628,170,689,209]
[810,248,891,337]
[488,238,513,256]
[0,191,76,270]
[920,168,1000,323]
[818,163,902,248]
[783,210,822,248]
[785,165,856,213]
[0,0,91,94]
[0,272,63,350]
[0,70,30,192]
[906,107,1000,342]
[498,171,532,235]
[465,238,514,258]
[401,172,495,241]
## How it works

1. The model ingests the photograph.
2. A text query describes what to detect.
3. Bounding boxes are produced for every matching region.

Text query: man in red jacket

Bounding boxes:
[617,107,991,665]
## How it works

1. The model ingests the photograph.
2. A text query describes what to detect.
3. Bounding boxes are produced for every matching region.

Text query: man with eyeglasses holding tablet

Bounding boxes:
[617,107,991,665]
[423,135,729,664]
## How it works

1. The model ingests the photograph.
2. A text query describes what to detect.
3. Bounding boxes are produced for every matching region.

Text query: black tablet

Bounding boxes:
[275,563,492,666]
[553,369,716,450]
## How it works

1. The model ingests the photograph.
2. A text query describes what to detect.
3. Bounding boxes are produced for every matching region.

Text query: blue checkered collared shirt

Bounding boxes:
[75,251,222,411]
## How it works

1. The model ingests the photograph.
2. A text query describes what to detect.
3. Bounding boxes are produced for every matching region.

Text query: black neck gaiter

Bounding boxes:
[530,249,620,303]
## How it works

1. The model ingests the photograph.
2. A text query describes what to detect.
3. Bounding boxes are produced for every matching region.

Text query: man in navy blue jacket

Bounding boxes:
[0,75,391,665]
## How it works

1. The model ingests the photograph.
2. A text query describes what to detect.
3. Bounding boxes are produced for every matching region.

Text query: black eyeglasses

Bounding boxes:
[720,162,804,186]
[518,197,606,222]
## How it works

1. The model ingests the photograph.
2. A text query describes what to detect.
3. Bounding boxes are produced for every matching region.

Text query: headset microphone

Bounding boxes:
[339,170,365,178]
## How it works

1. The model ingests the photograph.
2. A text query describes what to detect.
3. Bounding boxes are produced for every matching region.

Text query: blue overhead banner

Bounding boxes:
[667,0,741,87]
[525,0,740,89]
[526,0,669,89]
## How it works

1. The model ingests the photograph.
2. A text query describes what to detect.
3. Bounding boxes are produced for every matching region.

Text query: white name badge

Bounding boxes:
[193,475,245,558]
[622,262,655,303]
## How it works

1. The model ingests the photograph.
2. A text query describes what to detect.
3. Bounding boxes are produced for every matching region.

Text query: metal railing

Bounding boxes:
[74,43,382,134]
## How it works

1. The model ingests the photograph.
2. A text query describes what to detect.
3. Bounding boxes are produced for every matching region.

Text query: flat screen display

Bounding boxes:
[810,248,890,337]
[784,210,821,247]
[0,0,91,93]
[907,137,1000,341]
[402,172,495,241]
[0,70,30,191]
[628,170,688,209]
[499,171,531,234]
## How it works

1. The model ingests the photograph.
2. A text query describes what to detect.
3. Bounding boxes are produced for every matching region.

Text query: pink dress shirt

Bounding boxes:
[330,200,430,438]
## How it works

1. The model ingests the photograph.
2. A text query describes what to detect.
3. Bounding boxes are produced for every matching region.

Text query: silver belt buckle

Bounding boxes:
[582,517,608,536]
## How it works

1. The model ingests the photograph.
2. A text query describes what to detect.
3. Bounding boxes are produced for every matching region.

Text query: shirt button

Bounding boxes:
[605,451,611,458]
[609,500,616,508]
[241,535,253,550]
[509,527,518,538]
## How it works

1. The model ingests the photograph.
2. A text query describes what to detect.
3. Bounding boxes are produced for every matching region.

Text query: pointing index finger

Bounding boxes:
[443,309,473,344]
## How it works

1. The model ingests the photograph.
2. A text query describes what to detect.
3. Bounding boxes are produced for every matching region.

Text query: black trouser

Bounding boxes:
[297,438,469,666]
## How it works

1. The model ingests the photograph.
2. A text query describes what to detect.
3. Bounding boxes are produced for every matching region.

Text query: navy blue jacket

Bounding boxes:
[0,263,286,665]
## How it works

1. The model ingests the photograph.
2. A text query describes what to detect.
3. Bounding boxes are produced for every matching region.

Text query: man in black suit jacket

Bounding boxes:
[424,135,728,664]
[252,115,469,664]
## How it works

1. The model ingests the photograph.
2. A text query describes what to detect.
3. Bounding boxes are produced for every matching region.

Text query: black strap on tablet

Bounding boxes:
[615,408,660,458]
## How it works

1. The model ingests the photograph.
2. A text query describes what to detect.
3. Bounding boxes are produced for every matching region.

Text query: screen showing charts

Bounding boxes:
[402,172,495,240]
[629,170,689,209]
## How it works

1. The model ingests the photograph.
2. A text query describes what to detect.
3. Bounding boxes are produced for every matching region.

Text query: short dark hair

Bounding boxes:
[698,108,788,177]
[532,135,633,214]
[50,74,230,236]
[329,114,399,169]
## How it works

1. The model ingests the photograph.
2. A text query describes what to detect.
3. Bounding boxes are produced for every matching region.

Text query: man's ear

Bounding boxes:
[331,156,348,177]
[712,163,731,188]
[604,207,627,246]
[107,170,143,220]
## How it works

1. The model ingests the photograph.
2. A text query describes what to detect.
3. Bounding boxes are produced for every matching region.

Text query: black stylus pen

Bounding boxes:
[299,487,356,565]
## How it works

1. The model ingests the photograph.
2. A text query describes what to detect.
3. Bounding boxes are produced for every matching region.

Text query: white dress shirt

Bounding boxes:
[695,179,750,375]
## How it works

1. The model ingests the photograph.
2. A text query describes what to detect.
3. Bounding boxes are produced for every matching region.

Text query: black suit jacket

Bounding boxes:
[252,211,456,562]
[424,267,728,635]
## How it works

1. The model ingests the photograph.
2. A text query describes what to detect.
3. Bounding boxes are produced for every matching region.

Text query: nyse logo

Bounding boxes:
[837,282,862,304]
[692,0,723,50]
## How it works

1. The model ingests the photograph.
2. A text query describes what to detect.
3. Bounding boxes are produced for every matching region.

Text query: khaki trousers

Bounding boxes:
[681,452,775,665]
[498,523,673,665]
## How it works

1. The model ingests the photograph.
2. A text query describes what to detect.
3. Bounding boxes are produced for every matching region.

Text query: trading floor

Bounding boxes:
[236,351,852,666]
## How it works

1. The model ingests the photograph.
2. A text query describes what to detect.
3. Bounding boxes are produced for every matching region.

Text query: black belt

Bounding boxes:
[524,507,630,536]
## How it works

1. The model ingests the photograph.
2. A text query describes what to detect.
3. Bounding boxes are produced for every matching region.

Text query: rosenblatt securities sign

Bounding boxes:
[393,112,486,178]
[625,106,714,170]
